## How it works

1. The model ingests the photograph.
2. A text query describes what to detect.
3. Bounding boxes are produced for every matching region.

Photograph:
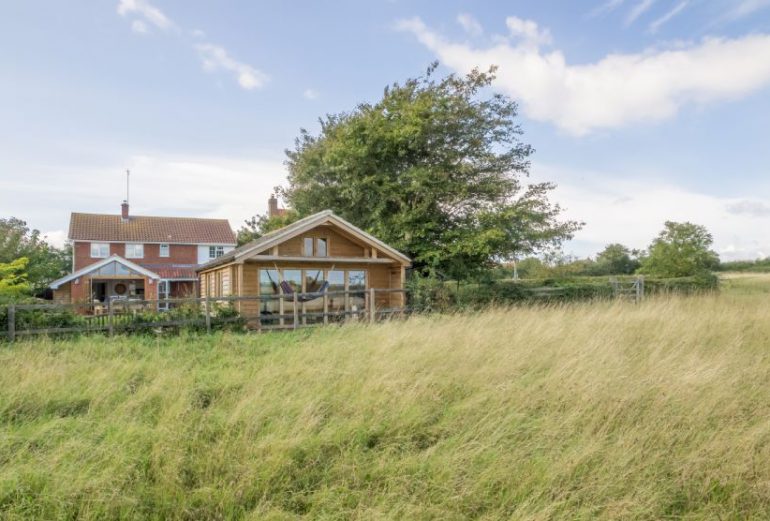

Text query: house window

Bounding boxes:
[159,243,170,257]
[209,246,225,259]
[125,243,144,259]
[90,242,109,258]
[302,237,328,257]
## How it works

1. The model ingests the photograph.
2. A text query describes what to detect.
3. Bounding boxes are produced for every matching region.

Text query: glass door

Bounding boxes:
[158,280,170,311]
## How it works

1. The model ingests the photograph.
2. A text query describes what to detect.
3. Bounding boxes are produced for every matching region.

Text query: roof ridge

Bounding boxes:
[71,212,231,222]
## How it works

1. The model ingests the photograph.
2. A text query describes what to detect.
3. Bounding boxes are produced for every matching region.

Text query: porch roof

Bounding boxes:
[49,255,161,289]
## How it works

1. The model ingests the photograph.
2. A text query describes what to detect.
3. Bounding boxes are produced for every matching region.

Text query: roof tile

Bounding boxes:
[69,213,236,245]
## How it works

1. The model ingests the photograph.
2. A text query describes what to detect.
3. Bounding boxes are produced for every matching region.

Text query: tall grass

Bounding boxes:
[2,282,770,519]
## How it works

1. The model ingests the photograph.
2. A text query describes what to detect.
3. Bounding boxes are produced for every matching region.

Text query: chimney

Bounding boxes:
[268,195,279,218]
[121,200,129,221]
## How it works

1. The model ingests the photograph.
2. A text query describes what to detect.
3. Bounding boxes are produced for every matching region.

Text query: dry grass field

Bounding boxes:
[2,275,770,519]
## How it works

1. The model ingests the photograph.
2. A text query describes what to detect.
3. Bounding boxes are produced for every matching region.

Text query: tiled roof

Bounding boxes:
[69,213,236,245]
[149,265,198,280]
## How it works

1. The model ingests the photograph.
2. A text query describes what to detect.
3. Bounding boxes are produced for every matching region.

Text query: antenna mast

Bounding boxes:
[126,169,130,204]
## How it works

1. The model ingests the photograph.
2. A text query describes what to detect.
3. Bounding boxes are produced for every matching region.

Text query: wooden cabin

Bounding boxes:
[196,210,411,327]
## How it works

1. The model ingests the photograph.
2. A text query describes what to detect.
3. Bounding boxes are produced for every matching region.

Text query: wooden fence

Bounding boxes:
[3,288,412,342]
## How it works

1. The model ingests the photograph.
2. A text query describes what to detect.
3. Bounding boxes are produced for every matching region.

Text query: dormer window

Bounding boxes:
[303,237,328,257]
[125,243,144,259]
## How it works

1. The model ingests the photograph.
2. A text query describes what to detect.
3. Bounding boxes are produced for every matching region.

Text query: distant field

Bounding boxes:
[3,280,770,519]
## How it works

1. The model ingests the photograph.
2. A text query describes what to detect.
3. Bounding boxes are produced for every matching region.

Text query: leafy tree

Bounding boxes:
[0,257,31,297]
[638,221,719,278]
[0,217,70,293]
[279,63,581,279]
[593,243,641,275]
[237,210,301,246]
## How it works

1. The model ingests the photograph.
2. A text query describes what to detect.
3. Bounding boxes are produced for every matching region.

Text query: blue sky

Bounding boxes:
[2,1,770,259]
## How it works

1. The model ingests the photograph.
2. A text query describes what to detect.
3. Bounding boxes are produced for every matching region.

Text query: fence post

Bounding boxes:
[204,296,212,334]
[369,288,376,322]
[292,292,299,330]
[7,304,15,343]
[107,300,114,337]
[323,290,329,326]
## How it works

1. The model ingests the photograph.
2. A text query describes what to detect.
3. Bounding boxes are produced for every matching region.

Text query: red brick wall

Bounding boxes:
[73,241,198,270]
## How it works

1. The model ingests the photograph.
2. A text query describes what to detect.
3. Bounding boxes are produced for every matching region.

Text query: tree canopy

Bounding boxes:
[277,64,581,279]
[0,257,31,298]
[593,243,641,275]
[0,217,70,294]
[638,221,719,278]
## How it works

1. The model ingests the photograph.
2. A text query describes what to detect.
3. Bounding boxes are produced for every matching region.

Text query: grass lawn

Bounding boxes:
[2,275,770,519]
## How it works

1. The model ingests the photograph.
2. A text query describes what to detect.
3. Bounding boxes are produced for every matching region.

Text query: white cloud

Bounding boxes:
[649,1,688,33]
[303,88,319,100]
[725,199,770,217]
[726,0,770,20]
[626,0,656,25]
[457,13,483,36]
[191,29,206,38]
[131,20,148,34]
[117,0,174,31]
[588,0,626,18]
[397,16,770,135]
[0,153,288,240]
[195,43,269,90]
[531,163,770,261]
[506,16,552,46]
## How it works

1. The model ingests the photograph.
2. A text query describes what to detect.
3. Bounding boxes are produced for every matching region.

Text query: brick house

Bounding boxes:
[49,202,236,308]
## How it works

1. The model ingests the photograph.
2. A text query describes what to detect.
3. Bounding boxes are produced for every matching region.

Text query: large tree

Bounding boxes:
[0,217,70,294]
[592,243,641,275]
[639,221,719,278]
[280,64,581,278]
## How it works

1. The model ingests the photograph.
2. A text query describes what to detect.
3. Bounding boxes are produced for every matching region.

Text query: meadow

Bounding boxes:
[2,275,770,519]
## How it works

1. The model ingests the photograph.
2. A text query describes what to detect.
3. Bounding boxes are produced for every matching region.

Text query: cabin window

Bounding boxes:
[302,237,329,257]
[316,238,328,257]
[126,243,144,259]
[282,269,302,293]
[305,270,324,293]
[348,270,366,311]
[327,270,345,315]
[259,269,280,315]
[209,246,225,259]
[303,238,314,256]
[91,242,109,258]
[159,243,170,257]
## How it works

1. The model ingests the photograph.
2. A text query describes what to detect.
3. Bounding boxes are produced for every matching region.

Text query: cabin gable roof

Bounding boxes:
[197,210,410,271]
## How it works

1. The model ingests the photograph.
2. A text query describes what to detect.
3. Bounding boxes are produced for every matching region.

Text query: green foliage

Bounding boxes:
[0,217,70,294]
[237,210,301,246]
[0,258,31,297]
[281,64,581,279]
[592,243,641,275]
[126,303,245,335]
[639,221,719,278]
[717,258,770,273]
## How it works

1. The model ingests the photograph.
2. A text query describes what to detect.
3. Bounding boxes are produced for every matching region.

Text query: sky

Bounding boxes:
[2,0,770,260]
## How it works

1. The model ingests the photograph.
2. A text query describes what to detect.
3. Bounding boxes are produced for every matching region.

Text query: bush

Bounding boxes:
[0,297,84,340]
[128,303,245,335]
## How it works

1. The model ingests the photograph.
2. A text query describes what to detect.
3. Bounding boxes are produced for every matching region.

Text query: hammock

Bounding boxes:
[280,280,329,302]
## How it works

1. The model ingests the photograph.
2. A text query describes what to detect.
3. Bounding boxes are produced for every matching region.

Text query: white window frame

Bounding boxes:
[90,242,109,258]
[125,243,144,259]
[209,245,225,259]
[159,243,170,258]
